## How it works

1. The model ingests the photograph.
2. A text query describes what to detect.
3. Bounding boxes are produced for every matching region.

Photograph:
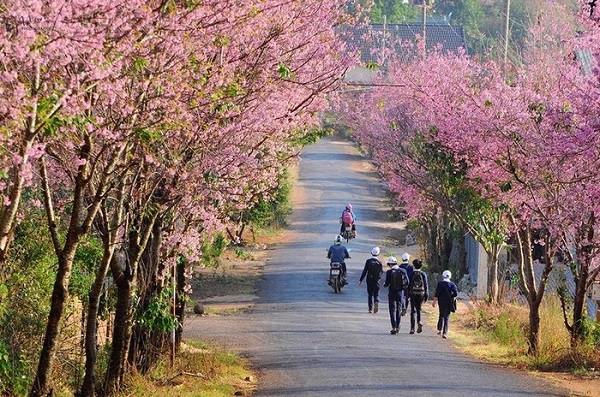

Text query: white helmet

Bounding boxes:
[371,247,380,256]
[442,270,452,279]
[401,253,410,262]
[334,235,343,244]
[387,256,397,265]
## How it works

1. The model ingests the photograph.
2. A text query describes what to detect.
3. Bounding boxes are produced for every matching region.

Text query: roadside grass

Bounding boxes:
[442,295,600,374]
[118,341,256,397]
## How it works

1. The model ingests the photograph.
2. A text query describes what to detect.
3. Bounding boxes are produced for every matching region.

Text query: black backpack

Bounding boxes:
[410,270,425,296]
[390,269,408,292]
[367,258,382,279]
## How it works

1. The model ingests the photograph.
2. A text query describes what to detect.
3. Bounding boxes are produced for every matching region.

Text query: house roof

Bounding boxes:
[341,23,468,65]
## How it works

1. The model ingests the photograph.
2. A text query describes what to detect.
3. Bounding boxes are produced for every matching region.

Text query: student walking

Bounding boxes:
[359,247,383,313]
[399,253,414,310]
[408,259,429,334]
[383,256,409,334]
[432,270,458,339]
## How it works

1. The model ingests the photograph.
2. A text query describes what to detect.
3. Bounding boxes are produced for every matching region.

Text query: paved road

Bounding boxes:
[185,135,569,396]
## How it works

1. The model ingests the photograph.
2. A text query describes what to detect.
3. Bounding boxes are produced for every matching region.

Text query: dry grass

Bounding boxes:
[435,295,600,397]
[119,342,256,397]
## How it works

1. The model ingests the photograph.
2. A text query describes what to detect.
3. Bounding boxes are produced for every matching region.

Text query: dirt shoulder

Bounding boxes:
[188,237,275,315]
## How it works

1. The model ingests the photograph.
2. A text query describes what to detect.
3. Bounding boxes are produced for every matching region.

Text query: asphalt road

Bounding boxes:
[185,135,569,396]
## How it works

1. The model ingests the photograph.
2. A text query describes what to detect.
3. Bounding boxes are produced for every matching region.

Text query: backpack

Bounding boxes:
[342,210,353,225]
[410,270,425,296]
[367,259,382,279]
[389,269,408,292]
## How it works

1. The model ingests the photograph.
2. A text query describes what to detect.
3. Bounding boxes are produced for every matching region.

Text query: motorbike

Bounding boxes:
[340,223,356,242]
[328,262,347,293]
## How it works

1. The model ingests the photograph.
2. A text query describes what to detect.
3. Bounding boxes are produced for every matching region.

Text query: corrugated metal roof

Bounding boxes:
[340,23,467,65]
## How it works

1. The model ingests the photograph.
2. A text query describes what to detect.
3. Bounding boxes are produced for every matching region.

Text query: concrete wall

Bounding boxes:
[465,233,487,299]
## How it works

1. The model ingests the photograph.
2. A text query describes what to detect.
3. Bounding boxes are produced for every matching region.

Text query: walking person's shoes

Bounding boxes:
[409,329,415,334]
[442,333,448,339]
[373,302,378,313]
[437,330,442,335]
[417,323,423,333]
[390,328,398,335]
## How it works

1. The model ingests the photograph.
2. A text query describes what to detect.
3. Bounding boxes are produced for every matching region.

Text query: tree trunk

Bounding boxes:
[29,253,75,397]
[81,247,114,397]
[566,213,594,348]
[527,300,541,354]
[512,224,553,355]
[103,259,135,396]
[486,248,500,305]
[129,219,165,373]
[571,262,589,347]
[175,257,186,348]
[102,210,158,395]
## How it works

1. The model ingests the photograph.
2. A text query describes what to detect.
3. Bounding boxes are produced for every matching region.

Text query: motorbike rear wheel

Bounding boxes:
[333,277,341,293]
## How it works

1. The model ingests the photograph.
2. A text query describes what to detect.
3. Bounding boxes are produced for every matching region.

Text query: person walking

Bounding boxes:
[408,259,429,334]
[399,253,414,314]
[359,247,383,313]
[432,270,459,339]
[383,256,409,334]
[399,253,414,281]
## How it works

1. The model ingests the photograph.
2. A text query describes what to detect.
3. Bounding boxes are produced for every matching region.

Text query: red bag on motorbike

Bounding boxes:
[342,210,353,226]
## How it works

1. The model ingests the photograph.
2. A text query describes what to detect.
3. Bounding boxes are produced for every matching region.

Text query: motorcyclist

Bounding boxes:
[339,203,356,236]
[327,234,350,282]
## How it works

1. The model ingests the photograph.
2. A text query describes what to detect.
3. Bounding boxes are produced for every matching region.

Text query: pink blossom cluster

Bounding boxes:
[341,3,600,281]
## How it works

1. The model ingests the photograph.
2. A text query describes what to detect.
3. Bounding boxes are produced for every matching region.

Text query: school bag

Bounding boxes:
[389,269,408,292]
[342,210,353,225]
[367,259,382,279]
[410,270,425,296]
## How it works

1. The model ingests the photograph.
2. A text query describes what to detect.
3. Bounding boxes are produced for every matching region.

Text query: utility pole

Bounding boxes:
[382,15,387,65]
[421,2,427,59]
[416,0,433,60]
[503,0,511,74]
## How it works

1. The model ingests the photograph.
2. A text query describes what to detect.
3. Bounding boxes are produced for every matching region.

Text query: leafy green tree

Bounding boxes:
[370,0,418,23]
[434,0,486,53]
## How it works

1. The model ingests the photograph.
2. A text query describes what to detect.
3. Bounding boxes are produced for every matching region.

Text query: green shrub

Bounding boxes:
[492,312,524,345]
[0,215,56,396]
[136,288,179,333]
[246,168,292,230]
[0,340,31,396]
[201,233,229,268]
[581,316,600,348]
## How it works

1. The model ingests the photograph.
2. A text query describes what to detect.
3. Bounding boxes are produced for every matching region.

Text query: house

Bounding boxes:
[340,22,468,84]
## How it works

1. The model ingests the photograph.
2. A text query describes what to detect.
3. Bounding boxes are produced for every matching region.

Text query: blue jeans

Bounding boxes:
[388,295,404,329]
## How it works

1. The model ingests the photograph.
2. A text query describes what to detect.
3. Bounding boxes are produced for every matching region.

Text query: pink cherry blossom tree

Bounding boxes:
[0,0,354,395]
[339,1,600,353]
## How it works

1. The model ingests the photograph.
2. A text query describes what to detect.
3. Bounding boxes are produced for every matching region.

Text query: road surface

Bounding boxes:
[185,135,569,396]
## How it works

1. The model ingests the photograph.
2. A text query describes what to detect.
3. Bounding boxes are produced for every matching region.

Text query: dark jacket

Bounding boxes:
[359,258,383,282]
[399,262,414,281]
[434,280,459,314]
[327,244,350,264]
[383,266,409,299]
